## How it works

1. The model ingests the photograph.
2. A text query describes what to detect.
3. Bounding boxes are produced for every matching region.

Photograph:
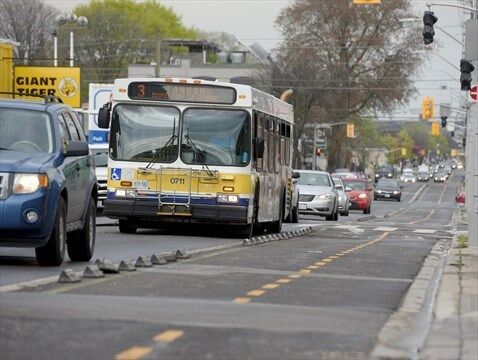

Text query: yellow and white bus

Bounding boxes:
[97,78,297,236]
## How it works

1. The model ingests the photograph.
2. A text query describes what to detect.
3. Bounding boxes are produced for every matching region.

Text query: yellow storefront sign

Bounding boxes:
[14,66,81,107]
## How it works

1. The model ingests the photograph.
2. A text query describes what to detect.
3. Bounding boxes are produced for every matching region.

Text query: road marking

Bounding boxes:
[276,278,291,284]
[410,209,435,225]
[247,289,266,297]
[373,227,398,232]
[233,297,251,304]
[115,346,152,360]
[153,330,184,343]
[307,265,319,270]
[288,274,302,279]
[437,182,449,205]
[262,283,279,289]
[0,275,59,293]
[413,229,437,234]
[323,259,334,263]
[299,269,311,274]
[315,261,327,266]
[329,255,339,259]
[408,184,427,203]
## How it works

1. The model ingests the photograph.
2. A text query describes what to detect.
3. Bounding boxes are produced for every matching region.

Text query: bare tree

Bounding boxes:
[258,0,423,170]
[0,0,59,63]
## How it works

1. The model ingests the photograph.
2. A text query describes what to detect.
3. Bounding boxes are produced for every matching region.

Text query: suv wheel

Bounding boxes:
[67,197,96,261]
[119,219,137,234]
[35,198,66,266]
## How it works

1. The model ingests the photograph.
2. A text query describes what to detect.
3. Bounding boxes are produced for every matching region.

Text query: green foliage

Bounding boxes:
[62,0,197,90]
[383,129,413,164]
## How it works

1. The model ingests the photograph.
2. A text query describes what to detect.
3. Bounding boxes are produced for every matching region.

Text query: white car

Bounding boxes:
[400,173,416,183]
[296,170,339,221]
[90,144,108,208]
[332,177,350,216]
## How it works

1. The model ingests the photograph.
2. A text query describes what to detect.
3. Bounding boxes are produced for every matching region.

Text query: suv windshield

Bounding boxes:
[181,108,250,166]
[377,166,393,172]
[297,173,331,187]
[110,104,179,162]
[0,108,54,154]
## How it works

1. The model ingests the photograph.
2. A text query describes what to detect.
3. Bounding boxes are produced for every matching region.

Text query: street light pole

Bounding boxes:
[70,31,74,67]
[53,30,58,67]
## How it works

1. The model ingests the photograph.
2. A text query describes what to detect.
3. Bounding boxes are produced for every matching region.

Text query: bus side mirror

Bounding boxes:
[253,137,264,159]
[98,103,111,129]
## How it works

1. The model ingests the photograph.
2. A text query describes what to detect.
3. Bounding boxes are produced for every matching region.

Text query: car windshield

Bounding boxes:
[181,108,250,167]
[93,149,108,167]
[377,179,399,188]
[418,172,428,176]
[109,104,179,162]
[297,173,331,187]
[343,181,366,190]
[0,108,54,154]
[377,166,393,172]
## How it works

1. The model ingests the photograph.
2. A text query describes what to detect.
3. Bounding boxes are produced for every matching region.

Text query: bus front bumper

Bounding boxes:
[103,198,248,224]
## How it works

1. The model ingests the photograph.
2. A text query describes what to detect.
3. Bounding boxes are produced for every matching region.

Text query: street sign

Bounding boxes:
[470,85,478,101]
[431,121,440,136]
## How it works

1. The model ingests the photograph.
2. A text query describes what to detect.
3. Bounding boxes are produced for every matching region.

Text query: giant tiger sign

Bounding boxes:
[14,67,81,107]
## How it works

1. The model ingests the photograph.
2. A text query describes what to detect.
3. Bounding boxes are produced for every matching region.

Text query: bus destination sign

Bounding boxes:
[128,82,237,105]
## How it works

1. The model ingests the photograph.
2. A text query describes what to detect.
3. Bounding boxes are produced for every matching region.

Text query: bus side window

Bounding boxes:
[254,112,263,171]
[262,115,268,172]
[280,122,286,166]
[286,124,291,166]
[274,119,280,173]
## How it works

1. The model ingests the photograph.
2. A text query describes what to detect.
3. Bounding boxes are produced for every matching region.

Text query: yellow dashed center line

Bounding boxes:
[276,278,291,284]
[233,297,251,304]
[262,283,279,289]
[115,346,152,360]
[154,330,184,343]
[233,232,391,304]
[247,289,266,297]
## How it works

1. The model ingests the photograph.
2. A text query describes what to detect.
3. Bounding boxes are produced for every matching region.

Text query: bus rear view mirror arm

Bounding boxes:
[98,103,111,129]
[253,137,264,159]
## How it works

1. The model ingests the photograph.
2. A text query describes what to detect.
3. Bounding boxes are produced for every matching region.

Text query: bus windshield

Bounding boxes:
[181,108,251,166]
[110,104,179,162]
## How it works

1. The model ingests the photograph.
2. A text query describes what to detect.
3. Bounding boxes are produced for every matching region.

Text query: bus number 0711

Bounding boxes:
[170,177,185,185]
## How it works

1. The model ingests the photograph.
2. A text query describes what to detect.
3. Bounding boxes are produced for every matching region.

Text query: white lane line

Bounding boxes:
[333,225,361,229]
[413,229,437,234]
[373,227,398,232]
[437,182,449,205]
[0,275,59,293]
[408,184,427,203]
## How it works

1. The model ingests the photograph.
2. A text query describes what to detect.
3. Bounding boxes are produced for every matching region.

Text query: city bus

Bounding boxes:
[97,78,296,237]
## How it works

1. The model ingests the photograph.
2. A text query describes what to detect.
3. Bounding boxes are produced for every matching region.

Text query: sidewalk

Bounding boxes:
[421,233,478,360]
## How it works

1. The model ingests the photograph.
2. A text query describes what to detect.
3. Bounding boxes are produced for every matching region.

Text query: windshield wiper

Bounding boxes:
[145,118,177,170]
[184,132,214,177]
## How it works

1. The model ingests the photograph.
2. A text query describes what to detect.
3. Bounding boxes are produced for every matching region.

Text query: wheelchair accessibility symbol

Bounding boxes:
[111,168,121,180]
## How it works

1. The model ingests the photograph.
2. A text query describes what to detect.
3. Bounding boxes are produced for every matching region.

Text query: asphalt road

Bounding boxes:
[0,173,461,359]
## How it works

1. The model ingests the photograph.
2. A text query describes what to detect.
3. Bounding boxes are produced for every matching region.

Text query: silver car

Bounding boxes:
[296,170,339,221]
[332,177,350,216]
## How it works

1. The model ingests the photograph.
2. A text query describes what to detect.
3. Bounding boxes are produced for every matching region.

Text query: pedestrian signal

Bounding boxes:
[422,97,434,119]
[346,123,355,138]
[441,116,447,128]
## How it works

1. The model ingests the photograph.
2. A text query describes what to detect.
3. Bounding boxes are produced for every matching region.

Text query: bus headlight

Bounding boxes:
[13,174,48,194]
[217,194,239,203]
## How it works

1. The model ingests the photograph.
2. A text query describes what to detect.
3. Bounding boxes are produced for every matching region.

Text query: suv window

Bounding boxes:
[63,112,80,140]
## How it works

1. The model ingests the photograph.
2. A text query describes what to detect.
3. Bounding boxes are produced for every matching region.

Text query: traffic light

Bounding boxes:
[431,122,440,136]
[460,59,475,91]
[441,116,447,128]
[316,148,321,156]
[422,96,434,119]
[423,11,438,45]
[346,123,355,138]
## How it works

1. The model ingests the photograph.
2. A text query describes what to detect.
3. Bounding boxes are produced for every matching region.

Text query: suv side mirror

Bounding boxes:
[253,137,265,159]
[65,140,89,157]
[98,103,111,129]
[292,171,300,179]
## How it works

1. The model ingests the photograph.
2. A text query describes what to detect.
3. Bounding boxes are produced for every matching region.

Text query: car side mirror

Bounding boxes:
[292,171,300,179]
[65,140,89,157]
[253,137,264,159]
[345,186,351,191]
[98,103,111,129]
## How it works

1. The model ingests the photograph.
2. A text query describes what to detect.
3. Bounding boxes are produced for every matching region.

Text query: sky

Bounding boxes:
[44,0,472,124]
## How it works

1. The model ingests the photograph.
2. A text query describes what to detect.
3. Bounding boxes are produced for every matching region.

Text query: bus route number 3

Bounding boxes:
[170,177,185,185]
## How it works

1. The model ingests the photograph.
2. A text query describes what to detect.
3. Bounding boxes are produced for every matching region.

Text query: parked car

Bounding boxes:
[296,170,339,221]
[400,172,416,183]
[341,178,373,214]
[0,96,97,266]
[417,171,430,182]
[332,177,350,216]
[374,179,402,202]
[89,144,108,209]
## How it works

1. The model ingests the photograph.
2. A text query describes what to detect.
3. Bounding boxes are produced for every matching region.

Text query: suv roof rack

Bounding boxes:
[0,92,63,104]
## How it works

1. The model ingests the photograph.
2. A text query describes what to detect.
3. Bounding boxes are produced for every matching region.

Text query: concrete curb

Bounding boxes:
[371,237,452,360]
